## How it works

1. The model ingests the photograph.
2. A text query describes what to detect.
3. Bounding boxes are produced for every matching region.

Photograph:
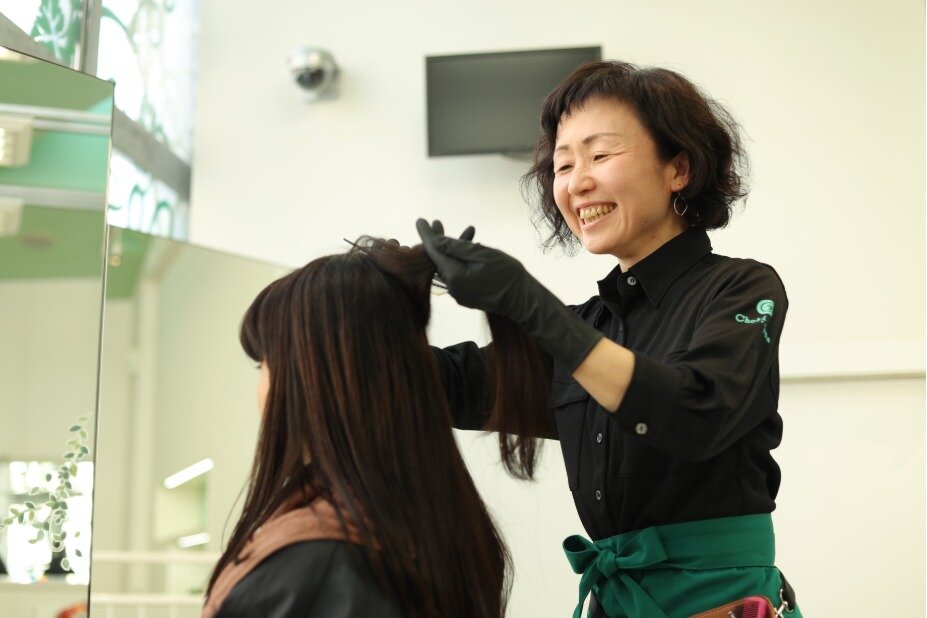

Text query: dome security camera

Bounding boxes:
[287,46,340,101]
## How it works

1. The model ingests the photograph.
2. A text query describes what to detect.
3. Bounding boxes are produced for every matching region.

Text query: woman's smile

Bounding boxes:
[578,203,617,229]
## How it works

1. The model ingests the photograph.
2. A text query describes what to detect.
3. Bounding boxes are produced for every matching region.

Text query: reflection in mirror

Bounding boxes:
[0,45,113,618]
[91,228,288,617]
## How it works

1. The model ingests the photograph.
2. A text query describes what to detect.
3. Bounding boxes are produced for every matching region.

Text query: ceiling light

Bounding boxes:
[163,458,214,490]
[177,532,211,549]
[0,115,33,167]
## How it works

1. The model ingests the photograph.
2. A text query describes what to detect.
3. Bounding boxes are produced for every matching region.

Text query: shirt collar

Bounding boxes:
[597,227,713,308]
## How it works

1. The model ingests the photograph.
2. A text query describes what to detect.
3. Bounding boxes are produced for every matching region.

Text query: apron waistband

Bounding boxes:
[563,514,776,618]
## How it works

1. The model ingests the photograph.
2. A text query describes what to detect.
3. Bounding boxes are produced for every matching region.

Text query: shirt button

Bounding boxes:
[596,432,603,444]
[627,276,637,286]
[635,422,648,435]
[595,490,602,501]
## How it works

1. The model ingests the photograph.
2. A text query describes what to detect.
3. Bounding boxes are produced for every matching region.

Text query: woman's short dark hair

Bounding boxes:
[522,60,749,251]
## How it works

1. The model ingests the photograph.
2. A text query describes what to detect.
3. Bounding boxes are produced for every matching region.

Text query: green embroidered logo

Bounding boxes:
[735,299,774,343]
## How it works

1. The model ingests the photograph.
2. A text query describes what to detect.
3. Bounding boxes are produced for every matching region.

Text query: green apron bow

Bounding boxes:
[564,527,671,618]
[563,514,777,618]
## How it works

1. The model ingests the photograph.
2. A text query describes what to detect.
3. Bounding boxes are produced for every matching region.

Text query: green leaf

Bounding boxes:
[28,537,38,544]
[43,521,50,530]
[80,446,90,455]
[60,558,70,571]
[2,518,12,526]
[24,501,35,509]
[64,452,74,459]
[45,473,53,482]
[69,425,81,432]
[75,549,82,557]
[70,464,78,475]
[78,415,88,422]
[30,0,80,64]
[74,530,81,538]
[36,530,45,541]
[29,487,41,496]
[17,513,24,524]
[80,429,88,439]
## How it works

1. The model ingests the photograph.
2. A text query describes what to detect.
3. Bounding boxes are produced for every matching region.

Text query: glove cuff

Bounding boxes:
[536,303,603,372]
[513,277,603,372]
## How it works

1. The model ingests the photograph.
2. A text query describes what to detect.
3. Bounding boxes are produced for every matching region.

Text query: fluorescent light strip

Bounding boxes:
[177,533,211,549]
[163,458,214,489]
[0,185,106,210]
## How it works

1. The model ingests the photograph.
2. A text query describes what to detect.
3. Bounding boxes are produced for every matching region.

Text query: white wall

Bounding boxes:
[90,298,134,594]
[178,0,925,615]
[0,279,101,459]
[189,0,924,378]
[774,377,925,616]
[151,245,287,553]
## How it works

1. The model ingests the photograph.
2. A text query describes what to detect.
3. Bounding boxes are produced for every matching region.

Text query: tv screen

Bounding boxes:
[426,46,601,157]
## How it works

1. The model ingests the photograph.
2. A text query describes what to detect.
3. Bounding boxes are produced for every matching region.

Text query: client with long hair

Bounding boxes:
[202,238,515,617]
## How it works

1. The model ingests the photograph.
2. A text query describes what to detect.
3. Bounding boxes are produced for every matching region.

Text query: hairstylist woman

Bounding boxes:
[418,61,802,618]
[202,239,511,617]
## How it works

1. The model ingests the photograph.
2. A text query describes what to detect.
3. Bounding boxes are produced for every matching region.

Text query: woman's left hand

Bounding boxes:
[415,218,603,371]
[415,218,528,316]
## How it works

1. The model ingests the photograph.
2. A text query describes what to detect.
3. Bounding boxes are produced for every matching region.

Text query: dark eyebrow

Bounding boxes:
[554,132,623,153]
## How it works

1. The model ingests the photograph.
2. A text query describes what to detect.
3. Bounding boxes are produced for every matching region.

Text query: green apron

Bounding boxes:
[563,514,802,618]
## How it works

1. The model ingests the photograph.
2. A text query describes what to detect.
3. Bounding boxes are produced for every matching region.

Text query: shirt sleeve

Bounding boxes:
[615,261,788,461]
[216,541,403,618]
[430,342,492,430]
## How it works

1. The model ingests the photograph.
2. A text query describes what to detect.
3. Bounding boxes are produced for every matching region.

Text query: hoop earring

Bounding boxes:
[673,193,689,217]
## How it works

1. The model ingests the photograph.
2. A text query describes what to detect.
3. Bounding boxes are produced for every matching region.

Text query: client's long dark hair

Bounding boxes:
[207,238,510,617]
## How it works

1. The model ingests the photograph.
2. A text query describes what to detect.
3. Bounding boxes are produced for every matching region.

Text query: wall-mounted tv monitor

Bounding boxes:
[426,46,602,157]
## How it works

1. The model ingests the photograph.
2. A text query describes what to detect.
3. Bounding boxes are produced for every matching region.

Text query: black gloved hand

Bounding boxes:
[416,218,603,371]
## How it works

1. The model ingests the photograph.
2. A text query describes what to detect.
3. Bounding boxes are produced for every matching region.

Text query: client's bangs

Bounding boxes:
[239,282,274,363]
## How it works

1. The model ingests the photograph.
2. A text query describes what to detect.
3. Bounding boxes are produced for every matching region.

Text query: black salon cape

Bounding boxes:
[215,540,402,618]
[434,227,789,540]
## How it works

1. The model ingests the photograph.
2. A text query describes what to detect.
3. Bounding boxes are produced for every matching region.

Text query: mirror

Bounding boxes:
[0,45,113,616]
[90,227,288,617]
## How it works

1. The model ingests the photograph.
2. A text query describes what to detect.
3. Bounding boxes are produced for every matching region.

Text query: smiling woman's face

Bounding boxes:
[552,97,690,268]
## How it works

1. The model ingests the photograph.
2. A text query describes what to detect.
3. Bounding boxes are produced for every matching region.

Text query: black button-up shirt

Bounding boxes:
[434,227,788,540]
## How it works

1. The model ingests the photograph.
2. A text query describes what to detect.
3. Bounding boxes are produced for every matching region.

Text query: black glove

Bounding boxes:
[416,218,603,371]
